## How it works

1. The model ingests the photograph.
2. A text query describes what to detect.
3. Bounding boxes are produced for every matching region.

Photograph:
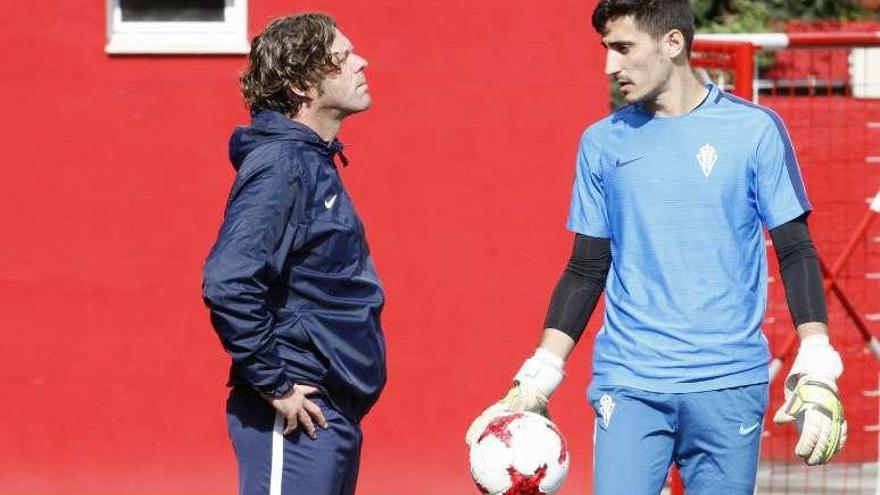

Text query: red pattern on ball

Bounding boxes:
[504,465,548,495]
[478,413,524,447]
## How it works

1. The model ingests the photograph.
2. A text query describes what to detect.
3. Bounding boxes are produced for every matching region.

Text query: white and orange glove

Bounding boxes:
[773,334,847,465]
[465,349,564,446]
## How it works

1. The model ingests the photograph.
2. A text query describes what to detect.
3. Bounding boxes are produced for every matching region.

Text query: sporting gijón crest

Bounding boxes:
[696,143,718,177]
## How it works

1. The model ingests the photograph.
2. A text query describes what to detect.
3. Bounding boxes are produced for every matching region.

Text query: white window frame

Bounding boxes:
[105,0,249,54]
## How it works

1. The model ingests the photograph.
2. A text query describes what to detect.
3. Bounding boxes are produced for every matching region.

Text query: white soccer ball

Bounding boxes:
[468,411,569,495]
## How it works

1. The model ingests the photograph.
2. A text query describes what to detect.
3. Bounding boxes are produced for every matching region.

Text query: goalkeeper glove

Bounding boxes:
[465,348,564,446]
[773,334,847,466]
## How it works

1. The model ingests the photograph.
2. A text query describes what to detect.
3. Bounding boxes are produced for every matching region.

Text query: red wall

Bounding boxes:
[0,1,606,493]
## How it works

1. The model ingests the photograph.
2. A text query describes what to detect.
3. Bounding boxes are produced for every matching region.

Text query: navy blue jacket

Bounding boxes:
[203,110,386,422]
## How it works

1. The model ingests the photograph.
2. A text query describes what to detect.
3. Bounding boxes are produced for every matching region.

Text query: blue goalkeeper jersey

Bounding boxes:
[567,84,811,393]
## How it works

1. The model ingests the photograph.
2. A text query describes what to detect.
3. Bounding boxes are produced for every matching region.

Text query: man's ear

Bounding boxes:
[663,29,686,59]
[290,84,309,98]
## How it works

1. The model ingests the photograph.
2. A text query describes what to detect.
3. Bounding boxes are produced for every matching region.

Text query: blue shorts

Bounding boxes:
[226,387,362,495]
[589,382,769,495]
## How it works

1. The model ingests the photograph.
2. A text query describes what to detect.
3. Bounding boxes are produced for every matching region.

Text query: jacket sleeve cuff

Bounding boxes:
[258,377,295,398]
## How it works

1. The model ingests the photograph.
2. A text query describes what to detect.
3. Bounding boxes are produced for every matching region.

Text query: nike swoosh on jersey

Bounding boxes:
[615,154,646,167]
[324,194,338,209]
[739,422,760,435]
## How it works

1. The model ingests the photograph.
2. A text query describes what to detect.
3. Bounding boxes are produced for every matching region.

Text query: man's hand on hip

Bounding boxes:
[263,384,328,439]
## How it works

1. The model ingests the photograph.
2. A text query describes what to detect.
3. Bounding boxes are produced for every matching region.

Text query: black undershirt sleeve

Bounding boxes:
[543,234,612,343]
[769,213,828,326]
[543,216,823,340]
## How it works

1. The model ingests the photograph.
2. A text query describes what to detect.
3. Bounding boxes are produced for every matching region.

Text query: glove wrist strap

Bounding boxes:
[514,348,565,398]
[787,334,843,390]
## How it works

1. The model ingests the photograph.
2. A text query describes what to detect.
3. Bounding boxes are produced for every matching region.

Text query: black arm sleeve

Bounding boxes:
[543,234,612,343]
[769,214,828,326]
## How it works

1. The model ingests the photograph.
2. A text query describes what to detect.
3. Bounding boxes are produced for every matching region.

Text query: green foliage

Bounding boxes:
[692,0,876,33]
[693,0,771,33]
[764,0,872,21]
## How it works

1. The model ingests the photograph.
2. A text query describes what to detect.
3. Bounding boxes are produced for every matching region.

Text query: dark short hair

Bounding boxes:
[591,0,695,56]
[240,13,341,116]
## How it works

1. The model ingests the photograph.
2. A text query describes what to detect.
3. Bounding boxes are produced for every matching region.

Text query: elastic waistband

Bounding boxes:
[228,384,363,424]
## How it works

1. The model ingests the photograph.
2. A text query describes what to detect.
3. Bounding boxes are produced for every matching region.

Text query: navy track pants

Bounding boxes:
[226,388,362,495]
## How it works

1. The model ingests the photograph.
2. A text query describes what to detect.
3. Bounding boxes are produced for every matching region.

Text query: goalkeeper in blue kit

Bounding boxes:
[467,1,846,493]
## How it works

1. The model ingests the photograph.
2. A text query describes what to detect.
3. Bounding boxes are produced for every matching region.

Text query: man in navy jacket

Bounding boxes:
[202,13,386,495]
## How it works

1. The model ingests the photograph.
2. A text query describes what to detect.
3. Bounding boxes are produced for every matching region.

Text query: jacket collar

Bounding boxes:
[252,110,349,166]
